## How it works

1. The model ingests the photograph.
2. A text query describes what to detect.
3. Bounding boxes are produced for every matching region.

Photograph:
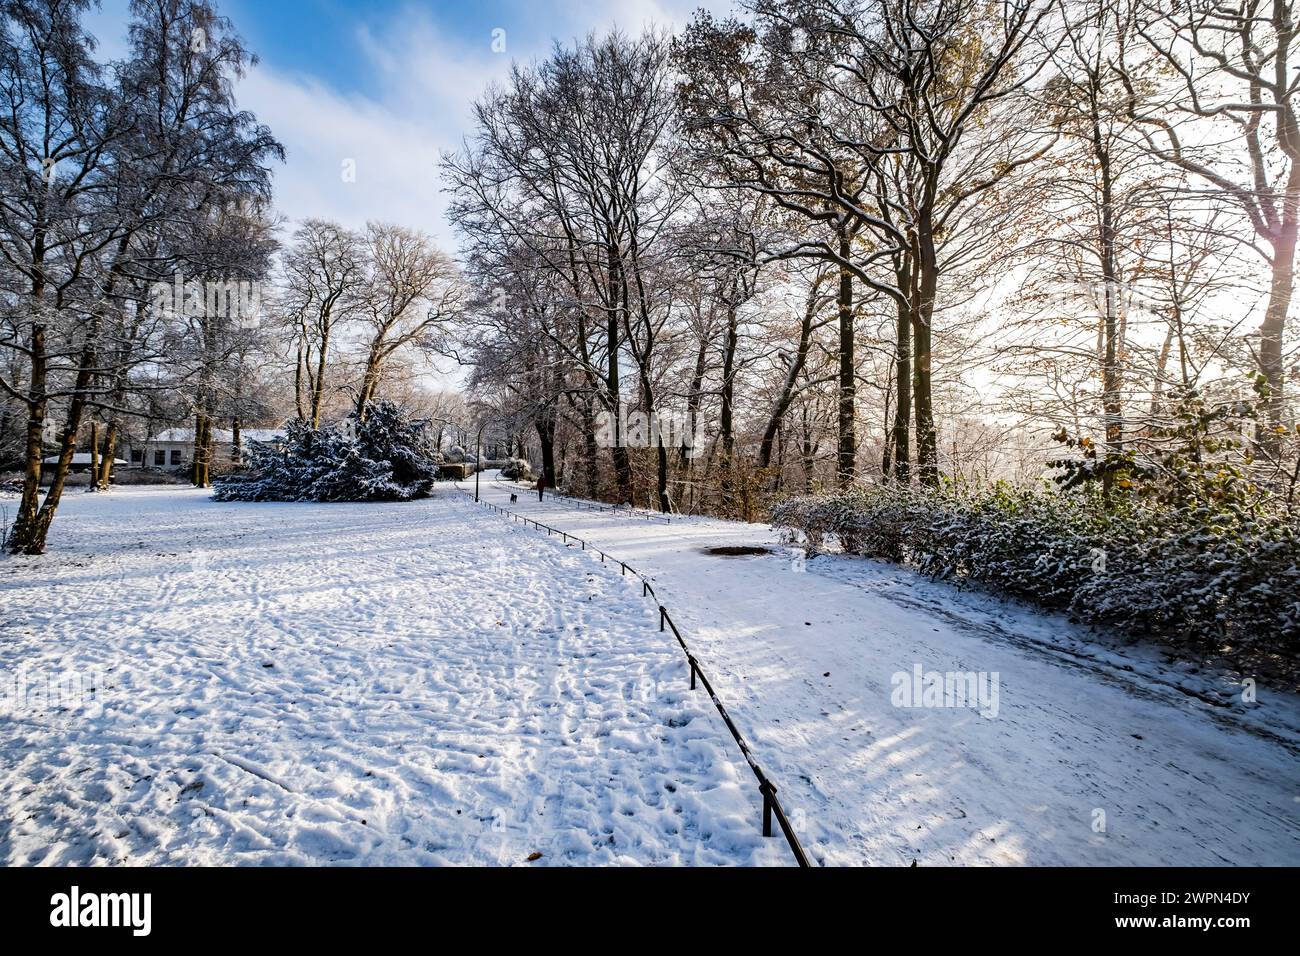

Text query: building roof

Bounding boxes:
[144,427,283,445]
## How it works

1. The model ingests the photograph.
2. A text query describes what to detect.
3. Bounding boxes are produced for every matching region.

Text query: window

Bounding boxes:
[131,450,143,463]
[170,449,182,465]
[154,450,165,466]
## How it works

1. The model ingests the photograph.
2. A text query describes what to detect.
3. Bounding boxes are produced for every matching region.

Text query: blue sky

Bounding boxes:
[85,0,730,252]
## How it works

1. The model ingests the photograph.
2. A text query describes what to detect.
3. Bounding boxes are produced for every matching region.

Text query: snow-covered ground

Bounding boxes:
[470,475,1300,867]
[0,486,785,866]
[4,480,1297,867]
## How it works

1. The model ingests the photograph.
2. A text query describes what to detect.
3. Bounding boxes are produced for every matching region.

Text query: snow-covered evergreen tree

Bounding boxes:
[214,401,443,502]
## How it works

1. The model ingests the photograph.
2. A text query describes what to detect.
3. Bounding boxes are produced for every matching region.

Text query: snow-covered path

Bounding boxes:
[473,477,1300,867]
[0,487,784,866]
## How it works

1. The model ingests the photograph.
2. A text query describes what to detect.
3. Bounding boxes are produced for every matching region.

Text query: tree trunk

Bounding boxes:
[20,333,99,554]
[1258,225,1296,462]
[836,230,856,487]
[191,411,202,485]
[672,338,707,507]
[801,407,817,493]
[205,417,213,485]
[535,411,556,489]
[892,293,912,483]
[1096,135,1124,492]
[913,220,939,485]
[356,347,381,420]
[26,416,82,553]
[607,255,632,503]
[191,411,213,488]
[294,340,307,421]
[719,301,738,506]
[13,283,109,553]
[98,420,118,490]
[656,437,671,513]
[10,323,46,553]
[88,422,100,492]
[583,410,602,499]
[311,328,331,429]
[759,278,820,469]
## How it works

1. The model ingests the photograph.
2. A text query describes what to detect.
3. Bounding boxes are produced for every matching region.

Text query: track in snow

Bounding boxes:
[470,476,1300,867]
[0,487,785,866]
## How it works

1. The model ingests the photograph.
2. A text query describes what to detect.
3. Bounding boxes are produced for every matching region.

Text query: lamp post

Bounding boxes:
[475,424,482,502]
[472,417,500,502]
[428,413,503,503]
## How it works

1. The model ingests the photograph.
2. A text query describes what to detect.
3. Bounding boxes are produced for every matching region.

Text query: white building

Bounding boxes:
[123,427,282,469]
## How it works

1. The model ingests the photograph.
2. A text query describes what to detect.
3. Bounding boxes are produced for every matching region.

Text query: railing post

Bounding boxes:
[760,781,775,837]
[689,660,696,690]
[659,607,665,632]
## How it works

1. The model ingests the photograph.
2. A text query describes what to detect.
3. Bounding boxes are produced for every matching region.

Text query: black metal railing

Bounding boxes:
[493,475,672,524]
[456,486,812,867]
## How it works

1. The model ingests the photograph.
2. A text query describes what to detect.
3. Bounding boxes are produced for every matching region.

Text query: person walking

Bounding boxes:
[537,472,546,502]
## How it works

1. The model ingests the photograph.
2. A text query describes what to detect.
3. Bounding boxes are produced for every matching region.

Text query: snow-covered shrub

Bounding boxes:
[499,457,533,481]
[773,483,1300,654]
[214,401,443,503]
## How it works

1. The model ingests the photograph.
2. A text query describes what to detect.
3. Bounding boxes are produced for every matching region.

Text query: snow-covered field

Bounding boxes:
[3,480,1298,867]
[472,476,1300,867]
[0,486,783,865]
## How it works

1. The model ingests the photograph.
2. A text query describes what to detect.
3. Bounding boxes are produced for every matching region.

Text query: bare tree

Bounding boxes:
[445,31,683,508]
[353,222,462,419]
[280,219,364,428]
[1122,0,1300,465]
[675,8,874,487]
[0,0,123,552]
[1,0,279,552]
[677,0,1054,485]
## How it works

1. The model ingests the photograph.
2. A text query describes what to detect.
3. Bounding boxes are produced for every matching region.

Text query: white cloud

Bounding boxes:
[234,0,737,251]
[234,11,512,254]
[237,68,454,250]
